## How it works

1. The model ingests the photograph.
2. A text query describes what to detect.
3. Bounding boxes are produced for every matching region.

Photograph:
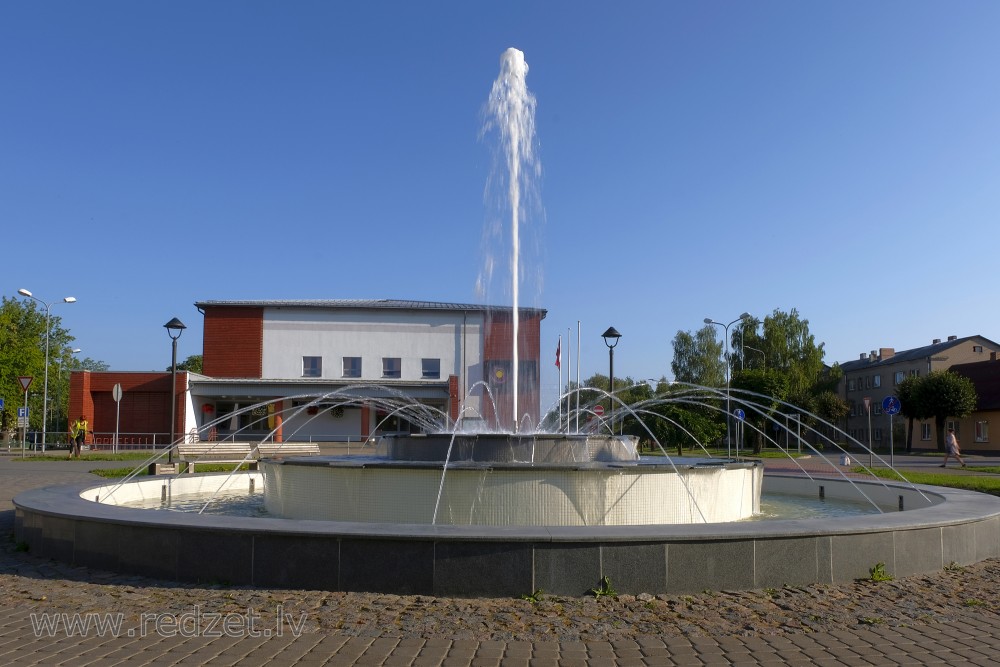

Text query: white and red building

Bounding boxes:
[70,299,546,446]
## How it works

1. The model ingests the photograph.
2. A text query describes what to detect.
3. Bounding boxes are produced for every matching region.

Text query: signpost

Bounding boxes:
[18,377,33,457]
[734,409,745,457]
[112,383,123,454]
[864,396,873,467]
[882,395,902,468]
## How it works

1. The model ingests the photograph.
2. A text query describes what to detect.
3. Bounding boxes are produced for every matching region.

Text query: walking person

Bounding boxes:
[70,415,89,459]
[940,427,966,468]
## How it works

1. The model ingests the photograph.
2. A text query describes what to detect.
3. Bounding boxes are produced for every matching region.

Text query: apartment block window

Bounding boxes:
[975,421,989,443]
[874,403,882,415]
[921,423,932,440]
[910,369,919,378]
[850,402,856,417]
[382,357,402,379]
[343,357,362,378]
[947,421,959,438]
[848,379,857,391]
[302,356,322,378]
[873,374,881,388]
[873,428,883,442]
[421,358,441,379]
[894,371,905,385]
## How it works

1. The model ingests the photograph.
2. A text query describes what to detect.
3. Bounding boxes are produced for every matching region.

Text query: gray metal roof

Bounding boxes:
[194,299,547,317]
[839,335,999,371]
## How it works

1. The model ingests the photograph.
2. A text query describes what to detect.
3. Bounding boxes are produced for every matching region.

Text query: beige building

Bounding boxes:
[837,335,1000,451]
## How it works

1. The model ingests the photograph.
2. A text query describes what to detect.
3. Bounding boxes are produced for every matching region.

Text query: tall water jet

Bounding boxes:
[482,47,540,430]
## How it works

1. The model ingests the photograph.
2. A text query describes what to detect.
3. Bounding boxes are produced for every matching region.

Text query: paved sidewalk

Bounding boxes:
[3,454,1000,665]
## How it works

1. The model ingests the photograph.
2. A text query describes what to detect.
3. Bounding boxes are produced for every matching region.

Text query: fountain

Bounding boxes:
[13,49,1000,597]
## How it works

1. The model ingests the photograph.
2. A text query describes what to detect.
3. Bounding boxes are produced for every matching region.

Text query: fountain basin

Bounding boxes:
[14,472,1000,597]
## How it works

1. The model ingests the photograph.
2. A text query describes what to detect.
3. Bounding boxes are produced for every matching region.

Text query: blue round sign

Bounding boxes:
[734,408,745,421]
[882,396,901,415]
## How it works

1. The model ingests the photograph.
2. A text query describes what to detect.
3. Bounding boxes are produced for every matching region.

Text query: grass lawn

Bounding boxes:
[853,466,1000,496]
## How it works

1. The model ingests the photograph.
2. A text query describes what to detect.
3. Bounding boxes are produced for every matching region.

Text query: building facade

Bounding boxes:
[838,335,1000,451]
[71,299,546,445]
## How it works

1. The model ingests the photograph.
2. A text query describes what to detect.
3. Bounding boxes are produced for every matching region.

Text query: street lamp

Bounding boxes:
[704,313,750,458]
[601,327,621,435]
[164,317,187,463]
[17,289,76,452]
[745,345,765,370]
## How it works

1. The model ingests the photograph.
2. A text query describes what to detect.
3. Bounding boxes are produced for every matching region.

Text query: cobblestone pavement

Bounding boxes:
[3,452,1000,665]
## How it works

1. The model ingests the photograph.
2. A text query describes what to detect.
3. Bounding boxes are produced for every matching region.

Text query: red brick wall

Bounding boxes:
[202,306,264,378]
[69,371,187,444]
[482,311,543,429]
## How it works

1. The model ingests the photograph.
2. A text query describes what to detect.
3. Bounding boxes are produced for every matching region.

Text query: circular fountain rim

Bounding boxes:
[15,473,1000,540]
[16,473,1000,596]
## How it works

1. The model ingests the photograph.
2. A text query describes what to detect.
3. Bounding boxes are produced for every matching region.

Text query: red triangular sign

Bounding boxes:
[18,376,33,391]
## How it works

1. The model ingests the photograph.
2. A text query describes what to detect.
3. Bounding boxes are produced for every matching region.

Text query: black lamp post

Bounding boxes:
[164,317,186,463]
[601,327,621,435]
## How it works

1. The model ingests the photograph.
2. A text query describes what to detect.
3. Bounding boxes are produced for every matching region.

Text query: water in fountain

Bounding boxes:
[479,47,541,430]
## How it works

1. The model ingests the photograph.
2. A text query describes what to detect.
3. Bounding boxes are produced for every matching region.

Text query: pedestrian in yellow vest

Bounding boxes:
[70,416,89,458]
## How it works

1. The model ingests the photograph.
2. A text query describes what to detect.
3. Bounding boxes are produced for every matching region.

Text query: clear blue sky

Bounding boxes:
[4,2,999,411]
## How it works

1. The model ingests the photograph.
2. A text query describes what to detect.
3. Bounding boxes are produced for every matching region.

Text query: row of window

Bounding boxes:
[920,421,991,442]
[301,356,441,380]
[846,369,921,392]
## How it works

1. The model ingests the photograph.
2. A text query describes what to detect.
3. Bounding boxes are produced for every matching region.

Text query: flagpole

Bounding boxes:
[576,320,581,433]
[566,326,571,433]
[556,334,562,429]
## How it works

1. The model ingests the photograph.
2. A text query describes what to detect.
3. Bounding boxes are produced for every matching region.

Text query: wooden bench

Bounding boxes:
[176,442,254,473]
[253,442,321,459]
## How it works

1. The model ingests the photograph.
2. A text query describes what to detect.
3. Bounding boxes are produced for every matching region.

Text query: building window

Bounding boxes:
[921,423,932,440]
[873,428,882,442]
[849,402,856,417]
[894,371,905,385]
[848,379,857,391]
[302,356,322,378]
[973,345,983,353]
[343,357,362,378]
[865,377,871,389]
[873,374,881,388]
[947,421,959,438]
[975,421,989,443]
[421,358,441,379]
[382,357,401,379]
[874,403,882,415]
[910,369,919,378]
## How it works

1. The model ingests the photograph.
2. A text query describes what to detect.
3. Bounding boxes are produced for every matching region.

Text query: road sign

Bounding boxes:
[112,383,123,402]
[17,407,29,428]
[882,395,901,416]
[863,396,871,412]
[593,404,605,417]
[734,408,745,421]
[18,376,33,392]
[0,398,4,410]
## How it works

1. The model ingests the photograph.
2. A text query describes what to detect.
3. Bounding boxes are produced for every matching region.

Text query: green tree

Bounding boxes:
[731,368,789,454]
[671,326,725,387]
[896,375,930,453]
[0,297,75,434]
[916,371,977,452]
[746,308,826,398]
[171,354,203,373]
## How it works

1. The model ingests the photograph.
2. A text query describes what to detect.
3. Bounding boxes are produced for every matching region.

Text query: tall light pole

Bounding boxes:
[704,313,750,458]
[164,317,187,463]
[602,327,621,435]
[17,289,76,452]
[745,345,765,370]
